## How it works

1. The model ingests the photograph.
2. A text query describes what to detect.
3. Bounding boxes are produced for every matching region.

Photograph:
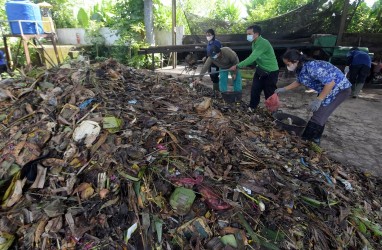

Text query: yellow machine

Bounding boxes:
[38,2,54,33]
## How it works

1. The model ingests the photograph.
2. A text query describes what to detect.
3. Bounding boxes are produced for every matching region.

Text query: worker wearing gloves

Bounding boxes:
[204,29,222,91]
[275,49,351,145]
[196,46,242,93]
[229,25,279,110]
[346,47,371,98]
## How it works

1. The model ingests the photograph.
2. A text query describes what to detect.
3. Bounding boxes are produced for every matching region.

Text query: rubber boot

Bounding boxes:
[213,81,220,92]
[353,83,364,98]
[301,121,325,145]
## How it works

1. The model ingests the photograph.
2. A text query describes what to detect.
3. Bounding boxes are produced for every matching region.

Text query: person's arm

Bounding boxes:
[275,81,301,93]
[285,81,301,90]
[237,47,264,68]
[199,57,213,80]
[317,80,335,100]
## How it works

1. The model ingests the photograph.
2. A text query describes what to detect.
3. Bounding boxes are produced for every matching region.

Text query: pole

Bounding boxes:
[336,0,350,46]
[172,0,177,69]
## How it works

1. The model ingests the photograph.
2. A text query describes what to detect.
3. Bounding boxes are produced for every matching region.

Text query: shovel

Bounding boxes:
[191,69,232,78]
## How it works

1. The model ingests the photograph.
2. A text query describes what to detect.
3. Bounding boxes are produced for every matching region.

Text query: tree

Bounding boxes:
[210,0,240,24]
[245,0,309,21]
[144,0,154,45]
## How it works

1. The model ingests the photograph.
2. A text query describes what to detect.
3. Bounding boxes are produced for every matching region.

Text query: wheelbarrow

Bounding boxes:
[273,112,307,136]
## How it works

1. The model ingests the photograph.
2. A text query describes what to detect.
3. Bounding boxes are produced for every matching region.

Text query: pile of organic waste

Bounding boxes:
[0,59,381,249]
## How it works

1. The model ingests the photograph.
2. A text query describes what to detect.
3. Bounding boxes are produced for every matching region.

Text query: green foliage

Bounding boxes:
[90,0,116,27]
[40,0,78,28]
[210,0,240,24]
[245,0,309,21]
[153,1,172,31]
[77,8,89,28]
[111,0,145,43]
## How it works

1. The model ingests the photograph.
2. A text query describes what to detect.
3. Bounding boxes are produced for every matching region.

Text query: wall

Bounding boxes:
[154,26,184,46]
[56,28,87,45]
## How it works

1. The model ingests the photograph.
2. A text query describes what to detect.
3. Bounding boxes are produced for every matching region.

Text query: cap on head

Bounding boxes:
[210,45,221,57]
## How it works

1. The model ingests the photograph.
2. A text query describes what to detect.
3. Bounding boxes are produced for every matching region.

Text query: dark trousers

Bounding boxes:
[310,88,351,126]
[249,69,279,108]
[209,63,219,84]
[349,64,370,84]
[0,64,7,74]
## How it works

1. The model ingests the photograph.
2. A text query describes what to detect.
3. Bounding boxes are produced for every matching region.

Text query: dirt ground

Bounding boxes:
[155,66,382,177]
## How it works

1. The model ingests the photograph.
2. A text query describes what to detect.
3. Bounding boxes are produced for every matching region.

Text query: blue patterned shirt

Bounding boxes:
[297,60,351,106]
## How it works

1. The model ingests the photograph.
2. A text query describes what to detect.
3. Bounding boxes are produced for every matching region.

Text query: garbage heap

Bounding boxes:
[0,59,381,249]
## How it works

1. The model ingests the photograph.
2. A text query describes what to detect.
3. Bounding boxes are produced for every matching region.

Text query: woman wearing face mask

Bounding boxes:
[204,29,222,91]
[196,45,242,93]
[275,49,352,144]
[229,25,279,111]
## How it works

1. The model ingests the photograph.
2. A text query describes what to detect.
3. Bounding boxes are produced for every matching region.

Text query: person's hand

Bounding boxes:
[232,72,237,81]
[229,65,237,71]
[275,87,287,94]
[308,99,322,112]
[190,79,201,88]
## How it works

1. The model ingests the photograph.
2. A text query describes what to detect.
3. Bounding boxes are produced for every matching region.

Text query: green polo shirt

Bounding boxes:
[237,36,279,72]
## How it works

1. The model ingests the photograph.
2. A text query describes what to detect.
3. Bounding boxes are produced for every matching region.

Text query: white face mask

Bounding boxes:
[247,34,254,42]
[287,63,298,71]
[212,54,219,59]
[206,36,213,41]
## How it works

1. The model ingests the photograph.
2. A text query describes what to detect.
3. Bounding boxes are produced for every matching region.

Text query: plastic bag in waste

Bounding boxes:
[265,93,280,112]
[72,120,101,147]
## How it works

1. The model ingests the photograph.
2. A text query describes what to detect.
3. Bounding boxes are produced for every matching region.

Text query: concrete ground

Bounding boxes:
[154,66,382,177]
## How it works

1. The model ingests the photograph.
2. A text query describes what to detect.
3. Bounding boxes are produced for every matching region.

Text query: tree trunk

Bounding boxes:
[336,0,350,46]
[144,0,154,45]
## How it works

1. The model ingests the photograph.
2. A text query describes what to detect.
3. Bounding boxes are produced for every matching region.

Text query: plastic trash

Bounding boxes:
[265,93,280,112]
[128,99,138,105]
[338,178,353,191]
[221,234,238,248]
[72,120,101,147]
[79,98,97,110]
[176,217,213,240]
[169,187,196,215]
[102,116,123,133]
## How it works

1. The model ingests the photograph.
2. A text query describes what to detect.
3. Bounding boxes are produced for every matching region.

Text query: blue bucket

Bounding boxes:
[5,0,44,35]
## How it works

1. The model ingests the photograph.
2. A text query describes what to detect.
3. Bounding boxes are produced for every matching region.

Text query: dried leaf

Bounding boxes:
[81,186,94,200]
[34,216,48,246]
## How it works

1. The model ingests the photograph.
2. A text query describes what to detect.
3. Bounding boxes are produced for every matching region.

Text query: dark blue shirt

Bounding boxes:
[206,39,222,57]
[347,50,371,68]
[0,51,5,65]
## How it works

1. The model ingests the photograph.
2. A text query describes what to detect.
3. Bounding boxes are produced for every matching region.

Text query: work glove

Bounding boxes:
[275,87,287,94]
[308,99,322,112]
[344,66,349,74]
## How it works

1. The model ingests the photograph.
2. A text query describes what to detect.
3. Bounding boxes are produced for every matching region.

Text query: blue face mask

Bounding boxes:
[247,35,254,42]
[212,54,218,59]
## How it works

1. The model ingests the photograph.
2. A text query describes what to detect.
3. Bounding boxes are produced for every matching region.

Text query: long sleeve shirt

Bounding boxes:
[237,36,279,72]
[347,50,371,68]
[199,47,239,79]
[297,60,351,106]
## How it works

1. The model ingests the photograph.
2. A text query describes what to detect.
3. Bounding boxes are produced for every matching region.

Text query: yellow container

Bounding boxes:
[38,2,55,33]
[42,16,54,33]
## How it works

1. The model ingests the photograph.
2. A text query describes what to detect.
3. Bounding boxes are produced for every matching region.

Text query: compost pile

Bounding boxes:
[0,59,381,250]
